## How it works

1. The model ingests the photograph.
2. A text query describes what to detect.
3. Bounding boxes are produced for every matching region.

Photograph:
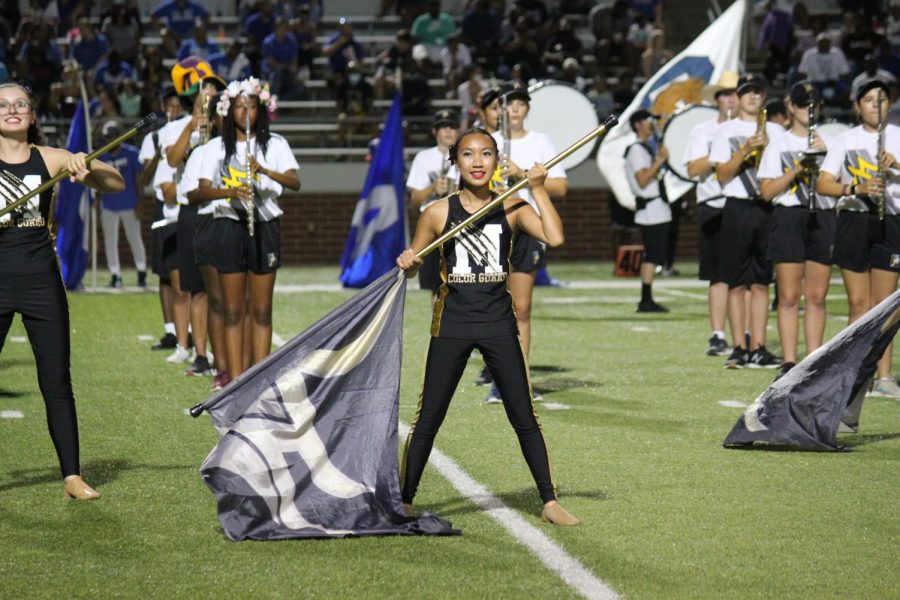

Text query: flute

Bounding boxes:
[243,93,255,237]
[876,88,887,221]
[499,93,514,188]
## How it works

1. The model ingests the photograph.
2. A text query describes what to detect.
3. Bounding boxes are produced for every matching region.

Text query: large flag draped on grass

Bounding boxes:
[597,0,746,209]
[54,100,91,290]
[339,94,406,288]
[724,290,900,451]
[198,269,456,540]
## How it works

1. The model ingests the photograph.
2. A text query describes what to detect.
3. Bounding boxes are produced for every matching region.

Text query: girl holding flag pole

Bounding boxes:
[0,82,125,499]
[195,78,299,380]
[396,127,580,526]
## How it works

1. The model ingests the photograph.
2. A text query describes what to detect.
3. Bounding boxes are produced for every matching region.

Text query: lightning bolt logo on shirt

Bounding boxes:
[220,164,258,189]
[845,151,878,185]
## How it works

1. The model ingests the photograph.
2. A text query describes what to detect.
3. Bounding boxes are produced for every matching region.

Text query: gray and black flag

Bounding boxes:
[198,269,456,540]
[724,289,900,451]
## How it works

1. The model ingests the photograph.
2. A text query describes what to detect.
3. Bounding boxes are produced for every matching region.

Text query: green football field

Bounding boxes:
[1,262,897,599]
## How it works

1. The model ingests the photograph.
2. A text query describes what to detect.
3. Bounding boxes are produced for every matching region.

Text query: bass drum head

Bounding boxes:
[525,80,600,170]
[662,104,719,181]
[817,121,852,139]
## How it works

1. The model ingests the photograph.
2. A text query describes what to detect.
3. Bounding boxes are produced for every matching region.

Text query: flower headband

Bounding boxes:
[215,77,277,118]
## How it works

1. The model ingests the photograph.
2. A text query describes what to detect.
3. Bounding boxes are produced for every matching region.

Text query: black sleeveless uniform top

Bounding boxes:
[431,193,517,339]
[0,147,55,274]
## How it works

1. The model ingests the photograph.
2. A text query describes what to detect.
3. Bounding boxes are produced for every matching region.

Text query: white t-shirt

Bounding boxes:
[684,117,726,208]
[490,130,566,213]
[138,129,164,202]
[406,146,460,212]
[820,124,900,215]
[758,130,836,209]
[625,142,672,226]
[198,134,300,222]
[798,47,850,83]
[709,118,785,198]
[177,142,224,216]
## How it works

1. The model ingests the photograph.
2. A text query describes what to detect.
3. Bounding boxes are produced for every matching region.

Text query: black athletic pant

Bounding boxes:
[0,267,79,477]
[401,335,556,504]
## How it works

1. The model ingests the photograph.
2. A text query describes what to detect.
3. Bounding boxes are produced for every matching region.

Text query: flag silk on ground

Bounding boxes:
[724,290,900,451]
[199,269,456,540]
[597,0,745,209]
[339,94,406,288]
[54,100,91,290]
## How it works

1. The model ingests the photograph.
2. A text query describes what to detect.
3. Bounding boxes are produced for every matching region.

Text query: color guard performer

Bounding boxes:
[710,74,785,369]
[759,82,835,378]
[816,80,900,397]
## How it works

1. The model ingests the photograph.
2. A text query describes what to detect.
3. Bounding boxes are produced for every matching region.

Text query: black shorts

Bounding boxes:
[639,222,669,266]
[720,197,774,288]
[210,217,281,275]
[418,250,441,294]
[833,212,900,273]
[698,203,724,283]
[768,206,836,265]
[156,222,179,276]
[150,202,168,277]
[510,232,546,273]
[193,213,217,267]
[176,206,204,294]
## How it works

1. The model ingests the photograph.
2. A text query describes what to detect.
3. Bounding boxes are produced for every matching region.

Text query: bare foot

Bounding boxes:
[541,500,579,526]
[64,475,101,500]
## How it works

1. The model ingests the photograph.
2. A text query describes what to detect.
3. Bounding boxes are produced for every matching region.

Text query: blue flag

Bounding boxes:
[198,269,456,540]
[339,94,406,288]
[54,101,91,290]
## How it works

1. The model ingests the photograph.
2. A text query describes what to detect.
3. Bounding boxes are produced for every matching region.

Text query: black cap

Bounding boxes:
[629,109,656,128]
[736,74,765,96]
[480,87,500,109]
[500,80,530,103]
[789,81,819,106]
[432,109,460,128]
[856,79,890,102]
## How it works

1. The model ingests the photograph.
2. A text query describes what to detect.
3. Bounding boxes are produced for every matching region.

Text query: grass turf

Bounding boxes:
[0,262,898,599]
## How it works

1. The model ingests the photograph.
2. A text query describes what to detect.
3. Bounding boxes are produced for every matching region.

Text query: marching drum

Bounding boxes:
[662,104,718,182]
[525,80,600,170]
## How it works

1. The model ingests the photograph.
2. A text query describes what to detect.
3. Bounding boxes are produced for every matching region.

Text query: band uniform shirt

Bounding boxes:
[151,114,194,222]
[98,143,141,211]
[490,130,566,214]
[684,117,726,208]
[758,129,836,209]
[138,128,165,205]
[0,147,57,274]
[406,146,460,212]
[820,124,900,215]
[198,134,300,222]
[625,141,672,226]
[431,193,517,339]
[178,141,223,216]
[709,118,785,199]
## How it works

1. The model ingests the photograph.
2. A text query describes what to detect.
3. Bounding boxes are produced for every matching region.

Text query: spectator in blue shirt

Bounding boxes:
[262,17,300,97]
[177,20,221,60]
[70,18,110,73]
[243,0,277,50]
[151,0,209,41]
[93,50,136,90]
[322,17,366,75]
[208,40,253,82]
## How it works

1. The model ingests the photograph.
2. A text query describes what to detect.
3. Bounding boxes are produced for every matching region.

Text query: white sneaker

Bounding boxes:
[482,385,502,404]
[166,344,190,364]
[532,390,544,402]
[869,376,900,399]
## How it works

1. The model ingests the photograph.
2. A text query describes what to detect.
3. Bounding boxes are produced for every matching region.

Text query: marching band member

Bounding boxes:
[710,74,785,369]
[483,81,568,404]
[396,127,579,526]
[406,109,460,301]
[686,73,738,356]
[759,82,835,378]
[817,80,900,397]
[0,82,125,499]
[196,77,300,380]
[625,109,671,313]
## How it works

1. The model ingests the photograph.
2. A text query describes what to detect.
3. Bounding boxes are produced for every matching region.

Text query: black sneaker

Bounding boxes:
[774,361,796,381]
[108,274,123,289]
[636,300,669,313]
[706,335,728,356]
[475,365,493,386]
[185,355,212,376]
[747,345,781,369]
[724,347,748,369]
[151,332,177,351]
[137,271,147,288]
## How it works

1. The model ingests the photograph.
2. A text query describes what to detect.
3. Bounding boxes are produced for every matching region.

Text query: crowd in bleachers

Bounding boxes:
[0,0,896,151]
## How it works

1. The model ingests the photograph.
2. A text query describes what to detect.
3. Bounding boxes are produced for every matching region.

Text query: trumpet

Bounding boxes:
[243,93,255,237]
[747,107,767,168]
[199,91,211,145]
[876,88,887,221]
[499,93,514,188]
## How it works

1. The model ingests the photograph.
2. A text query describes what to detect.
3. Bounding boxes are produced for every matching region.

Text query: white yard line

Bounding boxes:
[0,410,24,418]
[399,423,618,600]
